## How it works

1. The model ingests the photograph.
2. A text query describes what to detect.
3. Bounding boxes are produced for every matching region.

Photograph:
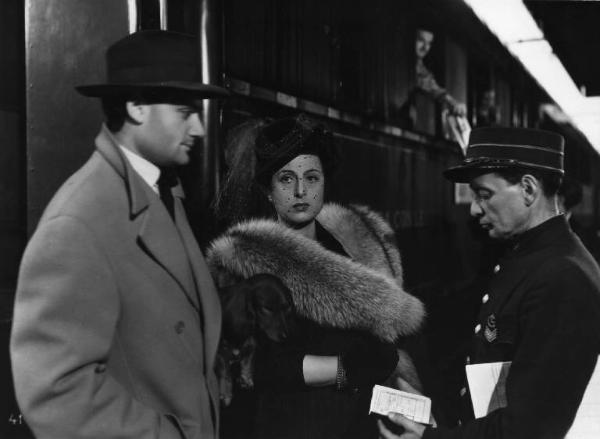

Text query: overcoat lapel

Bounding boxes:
[137,200,199,311]
[95,126,199,310]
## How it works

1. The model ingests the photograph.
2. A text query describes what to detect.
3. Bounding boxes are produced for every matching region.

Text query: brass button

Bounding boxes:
[494,264,500,273]
[460,387,467,397]
[482,294,489,304]
[175,321,185,334]
[474,324,481,334]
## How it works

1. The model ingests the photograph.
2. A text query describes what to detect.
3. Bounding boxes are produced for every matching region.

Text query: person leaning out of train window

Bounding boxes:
[414,27,466,118]
[378,127,600,439]
[206,114,426,439]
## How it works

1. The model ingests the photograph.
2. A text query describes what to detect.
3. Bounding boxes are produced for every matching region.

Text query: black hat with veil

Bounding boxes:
[214,114,338,224]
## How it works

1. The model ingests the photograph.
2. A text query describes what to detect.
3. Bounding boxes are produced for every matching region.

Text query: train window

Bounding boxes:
[138,0,161,30]
[135,0,199,34]
[167,0,200,34]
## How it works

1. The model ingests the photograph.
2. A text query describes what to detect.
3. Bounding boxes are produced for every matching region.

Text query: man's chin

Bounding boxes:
[487,228,500,239]
[488,229,512,240]
[176,155,191,166]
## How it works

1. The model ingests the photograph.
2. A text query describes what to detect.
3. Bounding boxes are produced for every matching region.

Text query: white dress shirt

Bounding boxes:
[119,146,161,194]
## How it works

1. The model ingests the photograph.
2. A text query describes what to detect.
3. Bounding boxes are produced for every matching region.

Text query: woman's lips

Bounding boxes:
[292,203,309,212]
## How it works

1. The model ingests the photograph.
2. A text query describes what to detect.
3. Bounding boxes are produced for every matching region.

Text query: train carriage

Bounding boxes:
[1,0,599,436]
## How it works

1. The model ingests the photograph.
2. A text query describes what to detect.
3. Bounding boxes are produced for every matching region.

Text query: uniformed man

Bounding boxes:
[379,127,600,439]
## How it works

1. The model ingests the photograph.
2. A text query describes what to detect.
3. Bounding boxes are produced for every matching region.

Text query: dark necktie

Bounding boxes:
[158,168,178,220]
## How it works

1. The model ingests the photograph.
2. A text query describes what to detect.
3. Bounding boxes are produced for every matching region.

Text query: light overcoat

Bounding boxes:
[10,126,222,439]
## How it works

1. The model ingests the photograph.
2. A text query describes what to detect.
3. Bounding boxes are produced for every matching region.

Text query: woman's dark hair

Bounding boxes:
[494,167,563,197]
[253,115,339,188]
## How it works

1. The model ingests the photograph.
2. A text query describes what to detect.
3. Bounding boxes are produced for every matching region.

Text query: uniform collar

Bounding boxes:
[507,214,569,256]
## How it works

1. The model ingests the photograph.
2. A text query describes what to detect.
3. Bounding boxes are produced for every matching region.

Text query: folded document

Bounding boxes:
[369,385,431,424]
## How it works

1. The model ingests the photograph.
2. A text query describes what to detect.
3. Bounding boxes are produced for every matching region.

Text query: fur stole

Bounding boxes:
[206,203,425,342]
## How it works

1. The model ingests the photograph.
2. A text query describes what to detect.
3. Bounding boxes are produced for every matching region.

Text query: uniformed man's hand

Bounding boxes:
[378,413,426,439]
[392,377,437,427]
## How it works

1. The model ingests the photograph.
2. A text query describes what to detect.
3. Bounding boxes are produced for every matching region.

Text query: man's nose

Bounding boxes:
[470,200,483,217]
[189,113,205,137]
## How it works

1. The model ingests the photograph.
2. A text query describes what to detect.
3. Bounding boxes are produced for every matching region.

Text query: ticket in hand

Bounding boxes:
[369,385,432,424]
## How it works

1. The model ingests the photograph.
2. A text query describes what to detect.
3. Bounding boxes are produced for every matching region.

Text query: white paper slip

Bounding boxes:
[466,357,600,438]
[465,361,511,418]
[369,385,431,424]
[566,356,600,439]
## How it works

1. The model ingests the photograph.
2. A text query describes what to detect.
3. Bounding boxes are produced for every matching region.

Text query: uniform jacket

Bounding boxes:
[425,215,600,439]
[206,204,425,438]
[10,126,222,439]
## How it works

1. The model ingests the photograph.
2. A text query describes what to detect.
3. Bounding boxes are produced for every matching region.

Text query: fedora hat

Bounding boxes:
[444,127,564,182]
[76,30,229,98]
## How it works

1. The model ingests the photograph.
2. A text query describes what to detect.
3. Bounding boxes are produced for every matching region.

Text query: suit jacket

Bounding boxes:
[10,126,222,439]
[425,216,600,439]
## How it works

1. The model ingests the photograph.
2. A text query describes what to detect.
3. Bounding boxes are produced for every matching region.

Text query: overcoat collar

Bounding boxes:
[94,125,200,313]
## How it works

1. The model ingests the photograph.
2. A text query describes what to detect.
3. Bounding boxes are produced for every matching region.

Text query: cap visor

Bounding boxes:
[443,163,511,183]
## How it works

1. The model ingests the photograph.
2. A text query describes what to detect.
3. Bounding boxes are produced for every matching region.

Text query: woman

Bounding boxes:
[207,115,425,439]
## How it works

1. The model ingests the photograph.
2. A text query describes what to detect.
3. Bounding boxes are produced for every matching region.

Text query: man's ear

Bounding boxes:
[125,101,148,125]
[521,174,540,206]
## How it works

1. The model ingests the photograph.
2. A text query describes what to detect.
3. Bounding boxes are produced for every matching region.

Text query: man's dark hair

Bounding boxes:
[494,167,563,197]
[101,96,130,133]
[558,177,583,210]
[101,89,201,133]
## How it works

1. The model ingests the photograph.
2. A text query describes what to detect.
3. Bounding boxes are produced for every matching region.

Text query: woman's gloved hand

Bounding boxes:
[341,338,399,388]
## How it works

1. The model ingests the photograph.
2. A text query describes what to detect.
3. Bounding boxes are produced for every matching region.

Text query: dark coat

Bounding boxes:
[10,126,222,439]
[206,203,425,439]
[425,215,600,439]
[254,318,387,439]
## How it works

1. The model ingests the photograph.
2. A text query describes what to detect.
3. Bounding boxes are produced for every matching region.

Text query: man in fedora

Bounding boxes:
[10,30,229,438]
[379,127,600,439]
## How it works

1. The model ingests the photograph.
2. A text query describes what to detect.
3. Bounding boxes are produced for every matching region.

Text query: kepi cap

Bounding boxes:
[444,127,564,182]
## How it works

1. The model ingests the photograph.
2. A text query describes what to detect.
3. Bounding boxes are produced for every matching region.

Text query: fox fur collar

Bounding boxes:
[206,203,425,342]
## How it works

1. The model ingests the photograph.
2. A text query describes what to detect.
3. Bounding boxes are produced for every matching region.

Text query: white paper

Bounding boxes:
[566,357,600,439]
[369,384,431,424]
[466,357,600,438]
[465,361,511,418]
